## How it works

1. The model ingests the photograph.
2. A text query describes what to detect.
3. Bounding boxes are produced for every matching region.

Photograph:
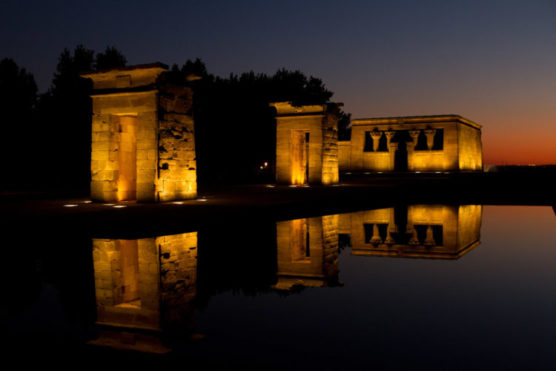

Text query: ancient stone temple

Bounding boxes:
[271,102,342,185]
[81,63,197,202]
[338,115,483,172]
[89,232,198,352]
[338,205,482,259]
[273,215,340,290]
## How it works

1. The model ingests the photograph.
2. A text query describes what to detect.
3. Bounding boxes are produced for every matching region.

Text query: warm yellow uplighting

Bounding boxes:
[91,231,198,351]
[274,215,340,290]
[85,64,198,203]
[340,115,483,173]
[346,205,482,259]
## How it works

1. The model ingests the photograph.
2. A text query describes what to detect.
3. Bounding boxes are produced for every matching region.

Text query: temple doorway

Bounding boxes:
[116,115,138,201]
[291,131,309,185]
[393,131,409,172]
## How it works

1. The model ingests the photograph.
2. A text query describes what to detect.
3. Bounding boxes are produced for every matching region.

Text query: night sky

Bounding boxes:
[2,0,555,165]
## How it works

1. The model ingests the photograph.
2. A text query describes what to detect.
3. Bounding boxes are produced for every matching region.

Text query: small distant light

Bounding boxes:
[377,171,383,174]
[103,203,115,206]
[302,185,310,188]
[265,184,275,188]
[435,171,442,174]
[64,204,78,208]
[197,198,207,202]
[260,166,264,170]
[82,200,92,204]
[415,171,421,174]
[332,184,341,187]
[345,172,352,175]
[288,185,298,188]
[113,205,127,208]
[173,201,184,205]
[364,172,370,175]
[264,162,268,166]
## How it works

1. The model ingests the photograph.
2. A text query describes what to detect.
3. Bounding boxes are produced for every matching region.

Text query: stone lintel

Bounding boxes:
[270,101,343,117]
[351,114,481,130]
[81,63,168,91]
[90,90,158,99]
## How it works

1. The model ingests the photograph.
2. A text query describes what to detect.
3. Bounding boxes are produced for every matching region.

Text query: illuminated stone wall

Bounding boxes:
[340,115,482,173]
[271,102,341,185]
[458,122,483,171]
[156,85,197,201]
[90,232,198,352]
[343,205,482,259]
[82,63,197,202]
[338,140,352,169]
[274,214,339,290]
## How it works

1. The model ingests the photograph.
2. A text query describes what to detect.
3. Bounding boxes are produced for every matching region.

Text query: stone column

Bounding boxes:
[388,142,398,169]
[385,130,396,150]
[370,131,383,152]
[424,128,436,150]
[408,129,420,150]
[370,224,382,246]
[424,225,436,247]
[408,227,420,246]
[384,226,395,246]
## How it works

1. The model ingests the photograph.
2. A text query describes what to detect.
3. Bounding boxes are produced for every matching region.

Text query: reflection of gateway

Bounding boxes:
[274,215,341,290]
[339,205,482,259]
[88,232,197,353]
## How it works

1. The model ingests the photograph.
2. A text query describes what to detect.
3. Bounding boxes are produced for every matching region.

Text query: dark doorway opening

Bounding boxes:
[395,141,408,171]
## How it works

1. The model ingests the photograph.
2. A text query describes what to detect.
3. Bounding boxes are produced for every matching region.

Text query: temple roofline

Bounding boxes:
[80,62,168,77]
[352,114,481,130]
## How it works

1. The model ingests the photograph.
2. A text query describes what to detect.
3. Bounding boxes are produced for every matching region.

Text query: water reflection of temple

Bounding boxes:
[339,205,482,259]
[88,232,197,353]
[274,215,341,290]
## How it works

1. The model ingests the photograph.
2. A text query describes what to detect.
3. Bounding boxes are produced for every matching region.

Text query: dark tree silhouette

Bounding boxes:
[171,59,343,185]
[0,58,38,189]
[6,49,347,191]
[95,46,127,70]
[37,45,95,189]
[35,45,127,190]
[338,110,352,141]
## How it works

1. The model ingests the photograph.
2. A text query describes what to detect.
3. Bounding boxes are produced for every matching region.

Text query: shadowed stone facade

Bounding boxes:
[81,63,197,202]
[271,102,342,185]
[339,115,483,173]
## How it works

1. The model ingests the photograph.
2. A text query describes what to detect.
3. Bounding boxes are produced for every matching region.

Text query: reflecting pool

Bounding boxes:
[3,205,556,369]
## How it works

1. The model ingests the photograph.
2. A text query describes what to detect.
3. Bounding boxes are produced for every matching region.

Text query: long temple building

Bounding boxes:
[339,115,483,173]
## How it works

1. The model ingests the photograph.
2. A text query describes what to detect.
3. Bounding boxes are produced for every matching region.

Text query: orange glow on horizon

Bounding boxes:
[482,129,556,165]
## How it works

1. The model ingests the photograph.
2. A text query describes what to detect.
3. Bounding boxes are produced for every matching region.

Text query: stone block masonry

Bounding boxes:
[271,102,342,185]
[82,63,197,202]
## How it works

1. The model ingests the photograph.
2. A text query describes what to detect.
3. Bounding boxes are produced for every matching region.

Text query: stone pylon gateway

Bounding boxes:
[81,63,197,202]
[271,102,342,185]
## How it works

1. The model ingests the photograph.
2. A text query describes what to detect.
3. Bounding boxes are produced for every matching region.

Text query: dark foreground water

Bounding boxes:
[3,205,556,369]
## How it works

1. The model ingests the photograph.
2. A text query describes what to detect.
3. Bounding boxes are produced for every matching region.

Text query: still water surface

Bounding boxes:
[4,205,556,369]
